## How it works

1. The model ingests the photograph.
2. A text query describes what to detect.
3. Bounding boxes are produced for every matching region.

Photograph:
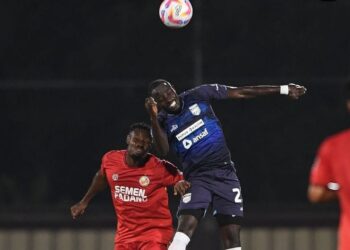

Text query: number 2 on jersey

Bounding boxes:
[232,188,242,203]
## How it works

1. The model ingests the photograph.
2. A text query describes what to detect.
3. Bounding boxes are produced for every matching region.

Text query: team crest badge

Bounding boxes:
[189,104,201,116]
[112,173,118,181]
[182,193,192,203]
[139,176,150,187]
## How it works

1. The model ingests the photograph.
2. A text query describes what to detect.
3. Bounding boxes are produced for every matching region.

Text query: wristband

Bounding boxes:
[280,85,289,95]
[327,182,340,191]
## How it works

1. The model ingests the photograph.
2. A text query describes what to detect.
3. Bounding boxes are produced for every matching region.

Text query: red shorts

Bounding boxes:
[115,241,168,250]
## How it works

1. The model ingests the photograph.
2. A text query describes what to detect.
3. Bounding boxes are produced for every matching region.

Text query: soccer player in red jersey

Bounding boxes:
[70,122,190,250]
[308,82,350,250]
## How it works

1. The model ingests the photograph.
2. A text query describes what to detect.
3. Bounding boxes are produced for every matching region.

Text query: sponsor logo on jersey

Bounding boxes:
[193,128,208,143]
[182,128,209,149]
[182,139,192,149]
[139,176,150,187]
[189,103,201,116]
[176,119,204,141]
[170,124,178,133]
[182,193,191,203]
[112,173,118,181]
[114,185,148,202]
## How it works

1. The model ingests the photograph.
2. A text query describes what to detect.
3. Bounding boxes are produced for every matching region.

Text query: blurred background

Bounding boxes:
[1,0,349,249]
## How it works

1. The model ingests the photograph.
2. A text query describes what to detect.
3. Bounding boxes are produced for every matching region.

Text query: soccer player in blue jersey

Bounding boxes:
[145,79,306,250]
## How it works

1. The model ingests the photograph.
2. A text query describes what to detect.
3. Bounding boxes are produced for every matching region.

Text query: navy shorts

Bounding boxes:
[178,165,243,217]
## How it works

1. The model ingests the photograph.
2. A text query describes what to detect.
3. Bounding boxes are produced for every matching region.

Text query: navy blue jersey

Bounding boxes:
[158,84,233,176]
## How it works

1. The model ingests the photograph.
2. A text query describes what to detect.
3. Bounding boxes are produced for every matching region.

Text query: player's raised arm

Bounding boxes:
[145,97,170,156]
[226,83,307,100]
[70,170,107,219]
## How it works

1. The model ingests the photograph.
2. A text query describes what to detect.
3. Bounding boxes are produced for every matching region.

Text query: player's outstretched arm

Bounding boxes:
[70,170,107,219]
[145,97,170,156]
[226,83,307,100]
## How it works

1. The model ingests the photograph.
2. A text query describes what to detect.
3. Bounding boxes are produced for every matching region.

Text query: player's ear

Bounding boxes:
[126,134,131,145]
[149,139,153,150]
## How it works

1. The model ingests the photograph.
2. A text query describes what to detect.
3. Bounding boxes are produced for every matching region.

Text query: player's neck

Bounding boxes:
[124,153,148,167]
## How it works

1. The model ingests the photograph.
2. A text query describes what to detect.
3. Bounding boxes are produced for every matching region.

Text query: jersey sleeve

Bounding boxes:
[100,153,109,176]
[161,160,184,186]
[309,139,335,186]
[190,84,229,101]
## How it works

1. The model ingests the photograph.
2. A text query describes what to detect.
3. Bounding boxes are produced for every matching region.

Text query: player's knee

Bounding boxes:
[216,215,242,248]
[220,224,241,248]
[177,209,204,237]
[216,214,243,227]
[177,215,198,237]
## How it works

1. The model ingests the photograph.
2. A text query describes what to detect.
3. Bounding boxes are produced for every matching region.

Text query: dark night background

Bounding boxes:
[1,0,349,231]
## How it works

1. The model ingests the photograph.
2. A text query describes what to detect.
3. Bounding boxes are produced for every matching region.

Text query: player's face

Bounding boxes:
[152,83,181,113]
[127,129,152,159]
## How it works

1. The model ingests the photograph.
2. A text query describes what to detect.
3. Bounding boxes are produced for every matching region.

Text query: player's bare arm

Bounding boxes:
[145,97,170,156]
[227,83,307,100]
[174,180,191,196]
[70,170,107,219]
[308,184,338,203]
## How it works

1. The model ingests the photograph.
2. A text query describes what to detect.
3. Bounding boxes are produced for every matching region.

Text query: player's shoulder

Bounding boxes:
[102,149,125,161]
[334,128,350,140]
[318,129,350,155]
[146,153,164,165]
[323,128,350,146]
[182,83,224,97]
[147,153,175,168]
[183,84,215,94]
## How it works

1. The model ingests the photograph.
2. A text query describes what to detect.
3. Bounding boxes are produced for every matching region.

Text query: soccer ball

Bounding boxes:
[159,0,193,28]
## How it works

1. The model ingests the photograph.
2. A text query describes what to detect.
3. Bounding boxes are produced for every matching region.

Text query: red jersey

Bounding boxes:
[310,129,350,250]
[101,150,183,245]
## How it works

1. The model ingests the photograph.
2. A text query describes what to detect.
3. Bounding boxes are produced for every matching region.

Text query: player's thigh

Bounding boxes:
[211,168,243,248]
[139,241,168,250]
[178,178,212,212]
[211,168,243,217]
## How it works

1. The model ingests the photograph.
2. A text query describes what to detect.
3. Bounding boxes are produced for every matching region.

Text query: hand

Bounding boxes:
[70,201,88,219]
[288,83,307,99]
[145,97,158,118]
[174,180,191,196]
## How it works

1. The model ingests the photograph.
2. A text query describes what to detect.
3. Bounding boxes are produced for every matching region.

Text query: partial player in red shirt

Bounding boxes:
[70,122,190,250]
[308,82,350,250]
